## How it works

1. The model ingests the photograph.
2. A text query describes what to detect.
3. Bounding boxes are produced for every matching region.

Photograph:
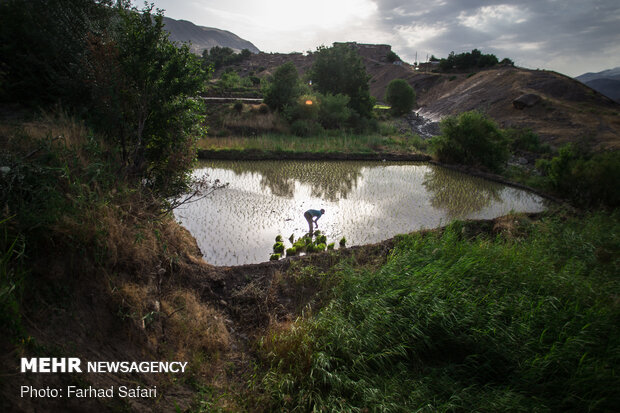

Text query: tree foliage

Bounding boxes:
[201,46,252,70]
[430,111,509,172]
[439,49,499,72]
[85,3,208,197]
[536,145,620,207]
[308,44,374,118]
[1,0,209,199]
[385,79,416,116]
[318,93,351,129]
[263,62,301,112]
[0,0,114,105]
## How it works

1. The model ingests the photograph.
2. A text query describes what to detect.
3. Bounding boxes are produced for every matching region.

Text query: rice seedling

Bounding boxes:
[273,242,284,254]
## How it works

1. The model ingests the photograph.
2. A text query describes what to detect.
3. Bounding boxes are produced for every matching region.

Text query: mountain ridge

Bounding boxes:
[162,16,259,55]
[575,67,620,103]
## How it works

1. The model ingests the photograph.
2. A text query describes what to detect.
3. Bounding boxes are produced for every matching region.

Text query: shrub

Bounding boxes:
[220,71,242,90]
[505,128,550,153]
[258,103,270,114]
[537,145,620,207]
[290,119,322,137]
[430,111,509,172]
[263,62,301,112]
[317,93,351,129]
[233,101,244,114]
[273,242,284,253]
[385,79,416,116]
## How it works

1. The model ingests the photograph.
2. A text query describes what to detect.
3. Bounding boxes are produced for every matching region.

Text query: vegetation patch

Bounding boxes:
[258,211,620,412]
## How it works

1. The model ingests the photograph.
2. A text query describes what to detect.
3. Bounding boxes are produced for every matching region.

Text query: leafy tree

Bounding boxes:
[430,111,509,172]
[86,3,208,197]
[318,93,351,129]
[385,79,416,116]
[263,62,301,112]
[439,49,499,72]
[0,0,114,106]
[308,44,374,118]
[202,46,252,70]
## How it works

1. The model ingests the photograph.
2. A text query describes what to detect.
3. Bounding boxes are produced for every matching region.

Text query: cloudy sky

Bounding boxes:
[136,0,620,77]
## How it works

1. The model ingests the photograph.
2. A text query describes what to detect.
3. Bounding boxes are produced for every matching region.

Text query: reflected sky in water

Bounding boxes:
[174,160,546,266]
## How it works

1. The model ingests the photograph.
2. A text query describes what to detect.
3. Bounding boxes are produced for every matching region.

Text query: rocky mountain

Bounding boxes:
[162,16,260,55]
[575,67,620,102]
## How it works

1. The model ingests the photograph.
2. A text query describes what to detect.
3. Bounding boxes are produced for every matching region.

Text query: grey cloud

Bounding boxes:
[371,0,620,75]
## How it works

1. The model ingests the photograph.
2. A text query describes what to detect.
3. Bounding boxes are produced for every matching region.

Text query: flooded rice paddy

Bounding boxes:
[174,160,546,266]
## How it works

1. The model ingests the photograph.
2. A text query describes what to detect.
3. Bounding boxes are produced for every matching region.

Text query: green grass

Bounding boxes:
[198,131,425,155]
[259,211,620,412]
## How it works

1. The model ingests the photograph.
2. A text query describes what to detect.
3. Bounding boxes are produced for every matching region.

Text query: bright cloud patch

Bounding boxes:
[396,23,447,46]
[258,0,377,31]
[458,5,528,30]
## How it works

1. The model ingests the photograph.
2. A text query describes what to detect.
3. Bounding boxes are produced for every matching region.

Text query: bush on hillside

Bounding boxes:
[263,62,301,112]
[317,93,351,129]
[439,49,499,72]
[536,144,620,207]
[430,111,509,172]
[290,119,323,137]
[201,46,251,70]
[505,128,551,153]
[385,79,416,116]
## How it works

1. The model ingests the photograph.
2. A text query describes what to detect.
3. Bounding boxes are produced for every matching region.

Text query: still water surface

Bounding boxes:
[174,160,546,266]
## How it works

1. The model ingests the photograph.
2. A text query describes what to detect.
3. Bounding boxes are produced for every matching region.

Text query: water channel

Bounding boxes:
[174,160,546,266]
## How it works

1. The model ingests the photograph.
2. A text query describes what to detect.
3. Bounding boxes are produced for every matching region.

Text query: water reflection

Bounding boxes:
[214,160,363,201]
[423,167,502,218]
[175,161,546,266]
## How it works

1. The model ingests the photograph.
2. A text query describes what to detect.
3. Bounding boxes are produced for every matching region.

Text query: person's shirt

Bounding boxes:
[306,209,323,218]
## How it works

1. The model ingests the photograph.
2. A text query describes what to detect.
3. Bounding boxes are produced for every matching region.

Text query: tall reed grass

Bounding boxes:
[259,211,620,412]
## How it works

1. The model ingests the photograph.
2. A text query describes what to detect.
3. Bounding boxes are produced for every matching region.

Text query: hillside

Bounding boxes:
[583,78,620,102]
[225,44,620,150]
[162,16,259,54]
[403,67,620,150]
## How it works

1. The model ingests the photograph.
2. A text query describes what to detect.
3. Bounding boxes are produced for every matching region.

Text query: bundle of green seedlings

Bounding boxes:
[270,231,346,261]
